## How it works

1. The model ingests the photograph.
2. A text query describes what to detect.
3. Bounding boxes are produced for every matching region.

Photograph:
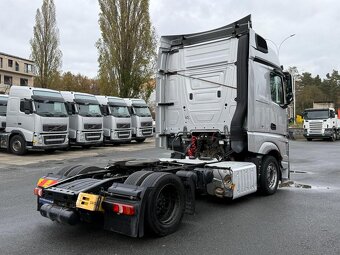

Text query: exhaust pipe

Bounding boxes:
[40,204,79,225]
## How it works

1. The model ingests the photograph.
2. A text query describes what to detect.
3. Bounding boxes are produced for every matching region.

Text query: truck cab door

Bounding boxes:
[268,72,287,135]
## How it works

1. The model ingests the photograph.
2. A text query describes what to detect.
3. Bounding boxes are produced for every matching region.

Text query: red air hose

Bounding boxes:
[187,136,197,157]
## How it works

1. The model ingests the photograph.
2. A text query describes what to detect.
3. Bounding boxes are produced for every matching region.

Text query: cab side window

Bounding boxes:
[270,73,284,105]
[20,100,25,112]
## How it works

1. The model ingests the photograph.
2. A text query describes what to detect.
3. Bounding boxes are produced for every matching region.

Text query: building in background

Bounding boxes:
[0,52,35,94]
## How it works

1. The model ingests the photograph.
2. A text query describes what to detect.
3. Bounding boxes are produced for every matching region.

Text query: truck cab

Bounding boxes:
[303,108,339,141]
[0,86,69,155]
[156,15,293,183]
[124,98,153,143]
[61,91,103,148]
[0,94,8,131]
[96,95,132,143]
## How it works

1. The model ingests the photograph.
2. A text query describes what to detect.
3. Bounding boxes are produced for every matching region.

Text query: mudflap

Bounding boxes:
[102,183,151,238]
[176,171,197,215]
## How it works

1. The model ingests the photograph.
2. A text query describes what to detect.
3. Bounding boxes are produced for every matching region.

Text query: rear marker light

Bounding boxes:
[34,187,43,197]
[112,203,135,216]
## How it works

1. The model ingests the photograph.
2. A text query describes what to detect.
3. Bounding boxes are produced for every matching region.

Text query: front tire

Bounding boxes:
[135,138,146,143]
[330,131,336,142]
[10,135,27,155]
[141,172,185,236]
[306,138,312,141]
[259,156,279,195]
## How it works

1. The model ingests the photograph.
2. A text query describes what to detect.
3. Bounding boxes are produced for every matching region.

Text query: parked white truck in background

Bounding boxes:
[0,94,8,131]
[96,96,132,144]
[303,107,340,141]
[0,86,69,155]
[124,98,153,143]
[61,91,103,148]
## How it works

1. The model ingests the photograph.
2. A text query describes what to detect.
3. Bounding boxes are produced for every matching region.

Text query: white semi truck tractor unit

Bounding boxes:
[0,86,69,155]
[96,95,132,143]
[155,14,293,194]
[303,108,340,141]
[61,91,103,148]
[34,16,293,238]
[124,98,153,143]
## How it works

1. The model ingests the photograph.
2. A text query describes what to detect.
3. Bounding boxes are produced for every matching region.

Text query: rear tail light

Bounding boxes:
[34,187,43,197]
[112,203,135,216]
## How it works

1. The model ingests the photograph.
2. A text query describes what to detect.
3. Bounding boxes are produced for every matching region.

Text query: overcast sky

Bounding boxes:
[0,0,339,79]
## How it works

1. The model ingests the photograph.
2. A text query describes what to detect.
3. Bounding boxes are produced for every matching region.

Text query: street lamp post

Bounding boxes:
[265,34,296,57]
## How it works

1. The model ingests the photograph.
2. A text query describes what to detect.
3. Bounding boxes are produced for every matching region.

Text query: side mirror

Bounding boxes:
[65,102,73,115]
[283,72,293,105]
[24,100,33,114]
[100,105,108,116]
[330,111,335,118]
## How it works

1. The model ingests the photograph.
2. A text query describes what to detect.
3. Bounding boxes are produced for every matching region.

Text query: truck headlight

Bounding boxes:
[77,131,86,142]
[33,134,43,145]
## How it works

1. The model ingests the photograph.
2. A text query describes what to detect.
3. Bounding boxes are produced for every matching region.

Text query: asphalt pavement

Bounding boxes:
[0,139,340,255]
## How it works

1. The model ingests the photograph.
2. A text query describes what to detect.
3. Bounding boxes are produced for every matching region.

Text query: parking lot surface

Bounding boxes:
[1,139,340,255]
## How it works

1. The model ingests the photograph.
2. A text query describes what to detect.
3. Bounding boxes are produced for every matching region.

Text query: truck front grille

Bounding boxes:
[142,128,152,135]
[43,124,67,132]
[84,123,102,130]
[85,133,102,141]
[309,122,323,134]
[118,131,130,138]
[44,135,66,145]
[141,121,152,127]
[117,123,130,128]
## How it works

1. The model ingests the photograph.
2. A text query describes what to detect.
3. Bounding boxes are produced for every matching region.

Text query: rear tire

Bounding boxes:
[57,165,81,177]
[141,172,185,236]
[65,165,101,177]
[259,156,279,195]
[10,135,27,155]
[124,170,154,185]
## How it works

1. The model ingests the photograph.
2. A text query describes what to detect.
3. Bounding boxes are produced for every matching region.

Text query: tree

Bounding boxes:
[48,72,100,94]
[30,0,62,88]
[97,0,157,99]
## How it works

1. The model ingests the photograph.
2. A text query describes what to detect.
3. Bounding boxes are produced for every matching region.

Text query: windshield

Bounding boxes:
[133,106,152,117]
[304,110,329,120]
[109,105,130,117]
[34,100,68,117]
[78,104,102,117]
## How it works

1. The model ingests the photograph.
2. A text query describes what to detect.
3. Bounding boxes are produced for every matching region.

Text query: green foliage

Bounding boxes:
[97,0,157,99]
[30,0,62,89]
[294,68,340,115]
[48,72,99,94]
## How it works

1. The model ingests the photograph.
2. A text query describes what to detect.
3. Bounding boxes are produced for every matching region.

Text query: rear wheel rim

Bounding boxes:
[155,184,179,224]
[267,162,278,190]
